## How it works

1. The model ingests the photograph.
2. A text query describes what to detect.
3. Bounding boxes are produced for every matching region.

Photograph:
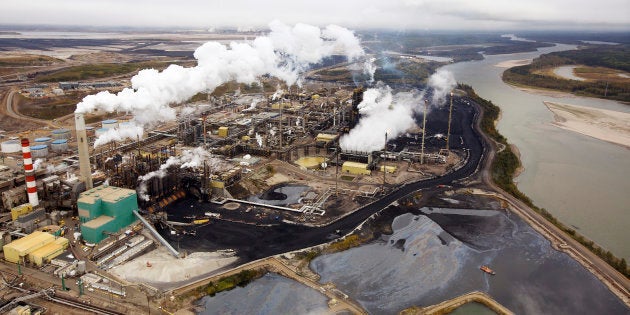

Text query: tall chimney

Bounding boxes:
[21,138,39,207]
[75,113,93,189]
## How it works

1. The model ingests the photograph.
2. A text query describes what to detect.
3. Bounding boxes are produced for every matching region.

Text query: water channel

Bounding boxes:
[443,44,630,259]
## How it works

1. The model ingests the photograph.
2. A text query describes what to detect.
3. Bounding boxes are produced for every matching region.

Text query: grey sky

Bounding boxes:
[3,0,629,31]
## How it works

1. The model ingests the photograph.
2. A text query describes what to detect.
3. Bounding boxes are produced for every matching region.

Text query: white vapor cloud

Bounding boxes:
[340,83,424,152]
[428,69,456,105]
[137,147,227,200]
[77,21,371,146]
[340,69,457,152]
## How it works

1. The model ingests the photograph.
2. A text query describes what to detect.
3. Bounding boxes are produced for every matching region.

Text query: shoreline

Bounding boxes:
[544,101,630,149]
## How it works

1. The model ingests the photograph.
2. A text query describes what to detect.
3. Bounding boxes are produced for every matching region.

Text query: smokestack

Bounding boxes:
[75,113,93,189]
[445,91,453,153]
[21,138,39,207]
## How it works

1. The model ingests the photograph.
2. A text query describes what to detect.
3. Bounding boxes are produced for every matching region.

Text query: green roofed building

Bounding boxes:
[78,185,138,244]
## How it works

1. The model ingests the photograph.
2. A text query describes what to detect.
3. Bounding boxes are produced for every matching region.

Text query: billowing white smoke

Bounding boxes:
[364,57,377,84]
[271,88,283,101]
[255,133,263,147]
[428,69,456,105]
[339,70,457,153]
[137,147,227,201]
[340,84,424,152]
[76,21,369,147]
[33,158,44,171]
[93,122,144,148]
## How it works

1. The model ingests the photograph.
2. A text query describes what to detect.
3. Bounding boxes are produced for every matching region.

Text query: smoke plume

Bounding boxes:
[340,83,424,152]
[340,70,457,152]
[76,21,369,146]
[93,122,144,148]
[137,147,227,200]
[428,69,456,105]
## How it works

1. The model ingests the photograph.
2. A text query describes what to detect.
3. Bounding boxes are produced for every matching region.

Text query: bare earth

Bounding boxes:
[544,101,630,148]
[110,247,238,288]
[495,59,531,68]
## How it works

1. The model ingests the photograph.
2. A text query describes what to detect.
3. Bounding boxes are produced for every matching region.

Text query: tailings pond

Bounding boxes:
[196,272,329,314]
[311,209,628,314]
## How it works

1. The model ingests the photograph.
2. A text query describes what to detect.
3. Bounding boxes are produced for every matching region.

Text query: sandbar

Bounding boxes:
[544,101,630,148]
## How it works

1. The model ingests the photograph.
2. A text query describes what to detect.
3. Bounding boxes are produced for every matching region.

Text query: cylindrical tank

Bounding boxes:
[52,129,71,140]
[95,128,109,137]
[102,119,118,129]
[1,140,21,153]
[77,260,86,273]
[34,137,52,146]
[51,139,68,152]
[85,126,95,137]
[30,145,48,158]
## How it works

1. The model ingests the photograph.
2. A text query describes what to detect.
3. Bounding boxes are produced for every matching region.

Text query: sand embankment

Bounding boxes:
[544,101,630,148]
[495,59,531,68]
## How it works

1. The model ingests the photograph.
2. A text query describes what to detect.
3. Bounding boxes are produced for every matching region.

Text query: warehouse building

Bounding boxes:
[28,237,69,266]
[341,161,371,175]
[78,186,138,244]
[3,231,55,264]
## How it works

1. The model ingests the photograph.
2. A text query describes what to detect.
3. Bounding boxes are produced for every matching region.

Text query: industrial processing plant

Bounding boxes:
[1,18,627,315]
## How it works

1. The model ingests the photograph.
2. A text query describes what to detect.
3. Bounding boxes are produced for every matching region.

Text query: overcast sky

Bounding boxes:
[3,0,629,31]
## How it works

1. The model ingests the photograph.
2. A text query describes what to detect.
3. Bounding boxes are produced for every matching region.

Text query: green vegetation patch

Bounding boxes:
[503,45,630,102]
[460,83,629,278]
[201,269,264,297]
[0,54,62,66]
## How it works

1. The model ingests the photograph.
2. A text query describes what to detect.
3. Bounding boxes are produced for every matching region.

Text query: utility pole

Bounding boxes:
[421,100,428,164]
[445,91,454,154]
[335,146,339,196]
[382,131,387,193]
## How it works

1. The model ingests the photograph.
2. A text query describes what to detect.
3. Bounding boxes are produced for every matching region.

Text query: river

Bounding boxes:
[442,44,630,259]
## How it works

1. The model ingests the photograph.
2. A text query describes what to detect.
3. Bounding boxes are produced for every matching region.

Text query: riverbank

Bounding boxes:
[544,101,630,148]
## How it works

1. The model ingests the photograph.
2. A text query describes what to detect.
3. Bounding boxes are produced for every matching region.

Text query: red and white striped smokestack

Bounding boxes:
[21,138,39,207]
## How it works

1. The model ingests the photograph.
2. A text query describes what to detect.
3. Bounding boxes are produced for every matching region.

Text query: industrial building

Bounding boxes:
[341,161,371,175]
[2,231,64,265]
[78,185,138,244]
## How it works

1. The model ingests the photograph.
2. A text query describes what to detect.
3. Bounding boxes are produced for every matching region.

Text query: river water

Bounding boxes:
[443,45,630,259]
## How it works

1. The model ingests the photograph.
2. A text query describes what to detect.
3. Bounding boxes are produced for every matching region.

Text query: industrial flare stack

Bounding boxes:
[21,138,39,207]
[75,113,93,189]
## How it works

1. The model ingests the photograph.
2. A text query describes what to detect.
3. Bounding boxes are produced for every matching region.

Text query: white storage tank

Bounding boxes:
[85,126,95,137]
[77,260,86,273]
[31,144,48,158]
[34,137,52,146]
[1,140,21,153]
[95,128,109,137]
[52,129,71,140]
[102,119,118,129]
[51,139,68,152]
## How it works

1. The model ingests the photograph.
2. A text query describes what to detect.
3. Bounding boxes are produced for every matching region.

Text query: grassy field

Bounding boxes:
[16,92,86,120]
[574,66,630,83]
[0,54,62,66]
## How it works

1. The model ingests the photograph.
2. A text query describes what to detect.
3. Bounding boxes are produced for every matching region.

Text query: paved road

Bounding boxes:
[164,97,483,258]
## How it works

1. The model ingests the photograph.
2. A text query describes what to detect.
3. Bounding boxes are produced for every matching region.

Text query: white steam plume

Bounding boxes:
[76,21,367,147]
[93,122,144,148]
[33,158,44,171]
[137,147,227,201]
[428,69,456,105]
[340,83,424,152]
[271,88,283,101]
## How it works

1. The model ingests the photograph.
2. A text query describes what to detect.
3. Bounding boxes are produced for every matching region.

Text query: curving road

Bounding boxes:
[163,96,484,259]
